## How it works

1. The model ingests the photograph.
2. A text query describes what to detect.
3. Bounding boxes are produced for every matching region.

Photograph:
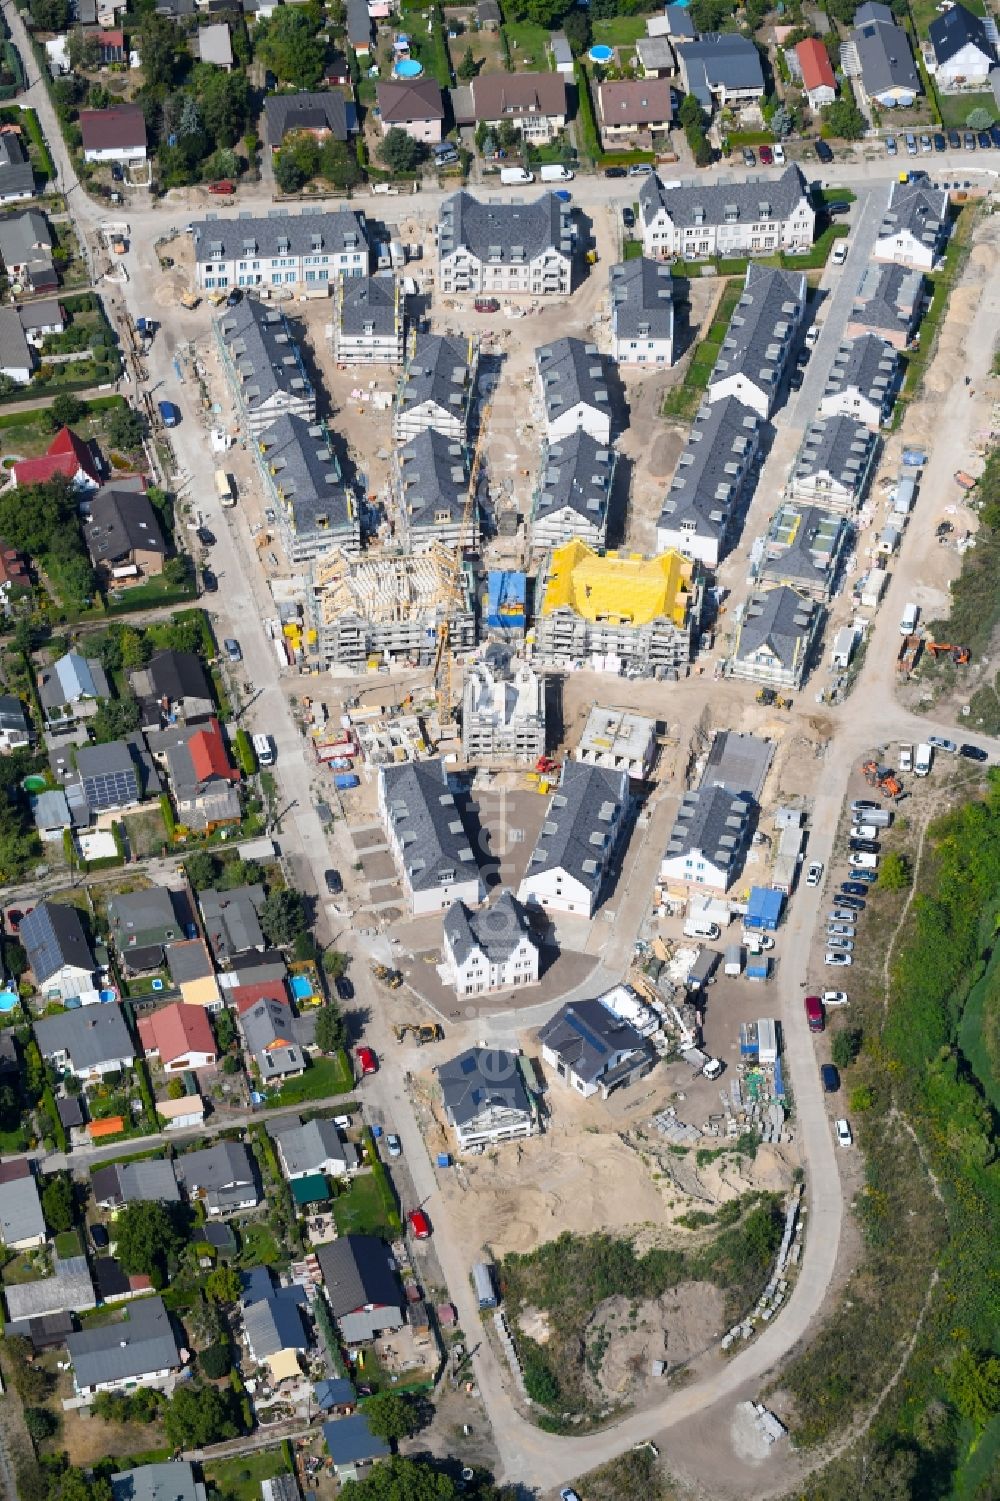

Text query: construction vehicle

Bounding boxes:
[371,963,403,989]
[180,290,201,309]
[925,641,970,664]
[896,634,923,677]
[535,755,561,776]
[756,687,791,708]
[393,1022,444,1045]
[954,470,976,490]
[862,760,902,800]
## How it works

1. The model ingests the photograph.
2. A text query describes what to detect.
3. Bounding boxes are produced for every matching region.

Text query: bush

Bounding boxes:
[233,728,256,776]
[200,1341,233,1379]
[831,1027,862,1070]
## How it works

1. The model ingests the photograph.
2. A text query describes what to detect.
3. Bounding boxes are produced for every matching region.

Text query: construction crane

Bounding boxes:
[433,392,492,722]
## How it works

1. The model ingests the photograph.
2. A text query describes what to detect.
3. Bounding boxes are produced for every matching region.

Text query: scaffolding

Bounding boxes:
[310,547,475,670]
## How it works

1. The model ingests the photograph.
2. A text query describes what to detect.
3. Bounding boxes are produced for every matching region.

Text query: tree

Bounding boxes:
[339,1457,463,1500]
[831,1026,863,1070]
[274,131,320,192]
[195,68,250,148]
[322,949,348,978]
[49,393,85,429]
[114,1200,183,1280]
[314,1001,347,1054]
[0,1083,18,1131]
[24,1407,57,1442]
[691,130,713,168]
[260,887,307,946]
[362,1390,418,1442]
[40,1170,75,1233]
[163,555,193,587]
[821,99,867,141]
[163,1383,241,1449]
[91,695,140,744]
[0,476,74,558]
[678,93,705,131]
[378,127,426,174]
[28,0,71,30]
[457,46,478,81]
[167,1076,185,1100]
[950,1346,1000,1433]
[562,9,591,54]
[3,939,26,979]
[256,8,326,89]
[214,1007,236,1054]
[50,1468,112,1501]
[966,106,992,131]
[23,1040,46,1103]
[140,12,182,92]
[205,1264,242,1304]
[185,850,220,890]
[877,851,911,891]
[106,404,145,451]
[118,625,150,670]
[200,1341,233,1379]
[850,1083,876,1112]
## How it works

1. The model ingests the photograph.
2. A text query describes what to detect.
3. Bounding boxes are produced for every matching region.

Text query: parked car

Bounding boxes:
[622,206,635,229]
[851,799,880,814]
[805,995,825,1032]
[408,1208,431,1239]
[201,568,218,593]
[773,143,786,164]
[851,823,879,839]
[386,1134,402,1158]
[835,1118,853,1147]
[197,526,216,547]
[905,133,917,155]
[823,990,849,1006]
[919,134,932,153]
[604,166,627,178]
[826,200,851,216]
[849,853,878,871]
[964,131,976,150]
[324,868,343,894]
[948,129,962,149]
[991,125,1000,149]
[959,743,988,761]
[805,860,824,887]
[885,135,897,156]
[742,147,756,166]
[841,881,869,897]
[978,130,991,150]
[560,1491,581,1501]
[928,735,958,753]
[224,638,242,663]
[628,162,653,176]
[850,868,878,884]
[790,368,804,391]
[837,896,866,912]
[828,914,857,930]
[827,936,854,951]
[825,951,852,966]
[815,140,833,163]
[356,1046,377,1076]
[335,976,353,1001]
[759,144,773,165]
[933,133,946,152]
[849,838,880,854]
[821,1063,841,1091]
[828,923,856,939]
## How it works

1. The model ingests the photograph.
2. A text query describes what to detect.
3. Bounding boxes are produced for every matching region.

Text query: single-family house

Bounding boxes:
[138,1002,218,1072]
[538,997,654,1099]
[436,1045,536,1148]
[33,788,71,841]
[269,1116,358,1179]
[730,585,823,690]
[128,649,214,727]
[21,901,95,1002]
[66,1296,180,1397]
[0,209,56,293]
[37,651,110,727]
[75,738,145,813]
[107,887,182,973]
[174,1142,260,1215]
[165,938,222,1013]
[873,179,950,271]
[596,78,674,141]
[660,784,754,893]
[635,35,679,79]
[609,256,676,367]
[345,0,372,54]
[197,23,233,69]
[79,104,148,163]
[199,884,266,964]
[34,1004,135,1080]
[0,540,29,610]
[443,889,539,999]
[819,334,899,428]
[676,32,765,110]
[536,337,612,445]
[146,718,241,831]
[795,37,837,108]
[13,426,100,489]
[111,1463,206,1501]
[376,79,445,143]
[0,1170,46,1250]
[241,1265,308,1382]
[0,132,34,203]
[378,757,484,915]
[848,2,920,107]
[0,693,30,752]
[316,1234,405,1343]
[264,92,352,153]
[518,762,630,919]
[90,1159,181,1210]
[928,2,997,88]
[0,306,32,383]
[323,1414,390,1480]
[18,297,66,341]
[239,996,308,1082]
[83,484,166,582]
[452,72,568,142]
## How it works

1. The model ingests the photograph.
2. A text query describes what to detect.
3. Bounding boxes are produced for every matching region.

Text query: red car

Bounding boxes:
[356,1046,378,1076]
[408,1208,431,1240]
[759,144,774,166]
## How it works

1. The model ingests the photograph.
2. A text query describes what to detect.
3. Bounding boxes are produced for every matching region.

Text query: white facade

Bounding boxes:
[543,395,611,446]
[641,176,815,260]
[872,222,940,271]
[438,240,572,297]
[461,660,545,764]
[444,930,539,999]
[377,759,485,916]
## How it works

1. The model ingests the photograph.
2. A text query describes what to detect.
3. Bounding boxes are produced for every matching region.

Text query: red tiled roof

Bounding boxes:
[231,979,289,1015]
[13,427,100,488]
[97,29,124,45]
[0,1158,31,1184]
[0,544,28,588]
[137,1001,217,1066]
[189,718,239,785]
[796,38,836,92]
[88,1116,125,1139]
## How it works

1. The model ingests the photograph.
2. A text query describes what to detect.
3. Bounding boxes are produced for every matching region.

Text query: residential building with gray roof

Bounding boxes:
[112,1462,206,1501]
[538,998,653,1099]
[873,179,949,271]
[215,300,316,436]
[675,31,765,110]
[394,333,479,442]
[256,414,359,565]
[759,500,851,599]
[239,996,308,1083]
[76,738,145,813]
[847,3,920,107]
[0,132,34,204]
[436,1044,536,1147]
[392,427,476,552]
[192,210,371,294]
[789,413,880,513]
[730,584,823,690]
[37,650,109,727]
[656,396,761,567]
[263,91,351,150]
[0,305,32,383]
[845,261,923,350]
[333,276,404,365]
[34,1003,134,1079]
[199,884,265,964]
[609,256,676,366]
[518,761,630,919]
[819,334,899,429]
[536,336,612,445]
[531,431,615,552]
[0,1171,46,1249]
[91,1159,180,1209]
[660,783,754,893]
[83,483,166,579]
[67,1295,181,1397]
[443,890,539,999]
[21,901,95,1002]
[640,164,814,261]
[5,1253,95,1320]
[378,757,484,915]
[316,1234,404,1344]
[270,1117,357,1179]
[437,190,573,296]
[108,887,181,972]
[707,264,805,418]
[174,1141,260,1215]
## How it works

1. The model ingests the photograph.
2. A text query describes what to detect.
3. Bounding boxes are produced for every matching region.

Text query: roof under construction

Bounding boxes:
[312,545,472,625]
[539,539,695,628]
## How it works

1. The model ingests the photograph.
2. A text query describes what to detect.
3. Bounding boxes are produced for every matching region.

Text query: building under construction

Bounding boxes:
[461,656,545,764]
[533,539,701,676]
[310,546,476,670]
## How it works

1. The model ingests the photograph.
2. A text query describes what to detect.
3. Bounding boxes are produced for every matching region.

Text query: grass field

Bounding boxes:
[271,1054,352,1106]
[332,1171,395,1237]
[592,16,648,46]
[503,21,550,72]
[237,1221,282,1267]
[203,1449,291,1501]
[938,89,996,128]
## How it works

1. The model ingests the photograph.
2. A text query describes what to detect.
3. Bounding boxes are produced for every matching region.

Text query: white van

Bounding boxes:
[849,851,879,870]
[683,916,721,941]
[539,164,573,182]
[914,742,933,777]
[500,167,534,185]
[899,602,919,636]
[252,733,275,767]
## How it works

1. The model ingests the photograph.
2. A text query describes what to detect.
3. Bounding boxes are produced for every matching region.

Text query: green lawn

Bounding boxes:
[203,1449,292,1501]
[592,16,648,46]
[938,89,996,128]
[237,1222,282,1267]
[54,1229,82,1258]
[332,1172,394,1237]
[270,1054,352,1107]
[0,1122,28,1153]
[503,21,550,72]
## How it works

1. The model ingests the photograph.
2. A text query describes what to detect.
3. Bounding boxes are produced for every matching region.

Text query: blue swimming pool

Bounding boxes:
[0,991,18,1013]
[589,44,613,63]
[393,58,424,78]
[290,974,314,1001]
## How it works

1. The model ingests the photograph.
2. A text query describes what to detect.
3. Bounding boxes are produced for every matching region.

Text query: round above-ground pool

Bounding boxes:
[22,774,48,793]
[393,57,424,78]
[99,987,117,1002]
[589,43,613,63]
[0,991,19,1013]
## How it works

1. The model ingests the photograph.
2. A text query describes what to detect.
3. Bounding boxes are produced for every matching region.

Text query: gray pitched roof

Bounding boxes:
[112,1462,206,1501]
[877,179,949,255]
[640,163,808,232]
[443,889,535,968]
[381,757,480,893]
[792,413,878,496]
[131,649,212,709]
[18,297,64,333]
[257,413,351,539]
[525,761,628,895]
[345,0,371,46]
[822,333,899,411]
[240,996,305,1079]
[0,1172,45,1245]
[34,1004,134,1070]
[193,210,370,266]
[436,1044,531,1126]
[851,261,923,334]
[0,209,52,268]
[323,1414,391,1467]
[929,1,996,64]
[4,1255,94,1320]
[164,938,214,984]
[67,1296,179,1390]
[709,263,805,400]
[243,1287,307,1357]
[538,998,648,1086]
[761,501,849,591]
[217,299,313,415]
[316,1235,402,1317]
[199,884,265,960]
[736,585,820,670]
[174,1141,256,1194]
[396,427,469,531]
[76,738,142,809]
[851,8,920,96]
[660,395,760,545]
[610,256,676,341]
[338,276,398,337]
[679,31,765,105]
[0,133,34,199]
[665,783,752,869]
[108,887,180,948]
[264,92,349,148]
[438,190,573,266]
[271,1116,349,1175]
[21,901,94,983]
[0,305,31,372]
[534,431,615,528]
[536,337,610,427]
[0,692,28,733]
[397,333,477,423]
[92,1159,180,1206]
[197,23,233,68]
[84,484,166,566]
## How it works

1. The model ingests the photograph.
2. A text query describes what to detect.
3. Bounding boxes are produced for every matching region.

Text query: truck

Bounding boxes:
[914,742,933,777]
[214,469,234,506]
[680,1046,723,1079]
[540,164,574,182]
[180,291,201,309]
[898,742,913,773]
[500,166,534,184]
[157,400,179,428]
[472,1262,498,1310]
[896,634,922,678]
[724,945,742,978]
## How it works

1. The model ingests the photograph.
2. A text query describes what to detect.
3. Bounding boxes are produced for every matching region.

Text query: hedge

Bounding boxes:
[133,1057,157,1130]
[233,728,257,777]
[361,1126,401,1233]
[159,793,177,840]
[41,1084,67,1153]
[574,63,600,162]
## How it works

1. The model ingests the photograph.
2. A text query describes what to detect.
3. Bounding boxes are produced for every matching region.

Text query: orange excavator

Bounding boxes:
[925,641,970,665]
